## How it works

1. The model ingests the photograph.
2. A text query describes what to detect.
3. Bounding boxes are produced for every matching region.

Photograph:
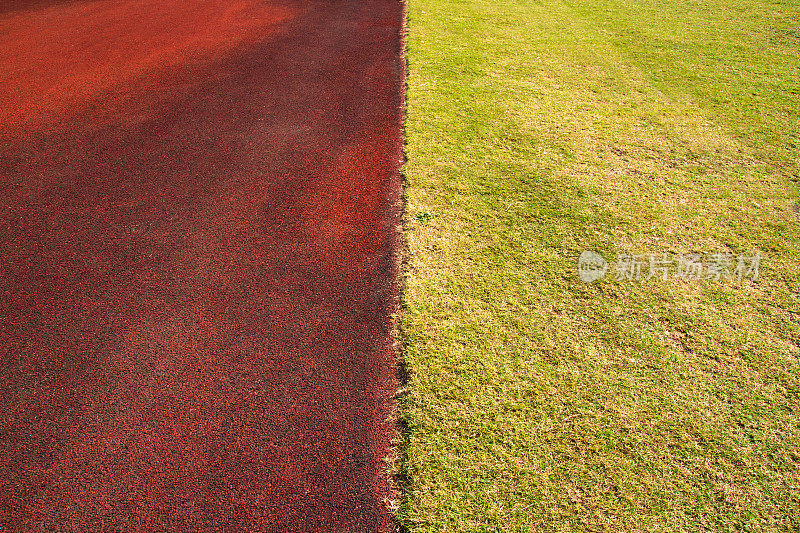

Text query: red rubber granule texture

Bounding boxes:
[0,0,405,530]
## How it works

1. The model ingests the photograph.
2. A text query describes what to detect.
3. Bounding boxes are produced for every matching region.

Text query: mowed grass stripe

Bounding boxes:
[401,0,799,530]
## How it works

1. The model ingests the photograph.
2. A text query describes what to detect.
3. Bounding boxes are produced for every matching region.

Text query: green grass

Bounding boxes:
[399,0,800,530]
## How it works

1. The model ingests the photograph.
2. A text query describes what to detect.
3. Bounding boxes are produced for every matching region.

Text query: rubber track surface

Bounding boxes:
[0,1,404,530]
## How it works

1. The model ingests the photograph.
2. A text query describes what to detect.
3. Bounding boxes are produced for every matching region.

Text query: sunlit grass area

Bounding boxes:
[400,0,800,529]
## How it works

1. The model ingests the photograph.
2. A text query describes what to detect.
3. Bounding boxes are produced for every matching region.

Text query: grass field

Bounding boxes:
[399,0,800,530]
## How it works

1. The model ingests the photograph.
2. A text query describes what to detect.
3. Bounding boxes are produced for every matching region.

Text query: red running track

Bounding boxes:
[0,0,404,530]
